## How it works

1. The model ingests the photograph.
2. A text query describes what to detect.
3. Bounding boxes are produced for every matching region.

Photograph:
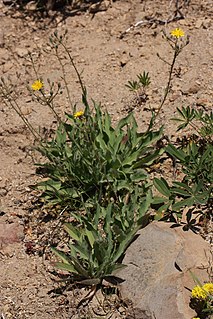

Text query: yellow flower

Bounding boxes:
[170,28,185,39]
[192,318,200,319]
[202,283,213,295]
[191,285,208,299]
[74,110,84,119]
[31,79,43,91]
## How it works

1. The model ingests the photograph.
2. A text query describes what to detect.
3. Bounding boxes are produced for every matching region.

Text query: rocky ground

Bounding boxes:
[0,0,212,318]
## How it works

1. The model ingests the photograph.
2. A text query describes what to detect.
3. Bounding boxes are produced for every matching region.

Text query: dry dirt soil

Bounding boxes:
[0,0,212,318]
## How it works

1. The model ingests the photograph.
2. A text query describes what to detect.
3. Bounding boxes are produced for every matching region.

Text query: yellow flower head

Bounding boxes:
[31,79,43,91]
[191,285,208,300]
[74,110,84,119]
[202,283,213,295]
[192,318,201,319]
[170,28,185,39]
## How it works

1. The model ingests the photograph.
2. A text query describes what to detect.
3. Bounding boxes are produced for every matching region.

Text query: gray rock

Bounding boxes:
[118,222,211,319]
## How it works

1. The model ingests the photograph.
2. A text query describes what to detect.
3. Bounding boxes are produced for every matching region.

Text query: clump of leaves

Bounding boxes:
[173,106,213,142]
[36,101,164,210]
[52,199,150,284]
[126,71,151,105]
[153,106,213,227]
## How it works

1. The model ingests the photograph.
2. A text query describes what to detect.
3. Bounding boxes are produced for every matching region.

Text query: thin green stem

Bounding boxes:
[155,48,178,118]
[1,84,40,140]
[39,89,62,123]
[60,42,89,108]
[55,47,74,111]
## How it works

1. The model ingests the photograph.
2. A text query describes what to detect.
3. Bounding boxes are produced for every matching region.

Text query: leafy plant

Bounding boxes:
[126,71,151,104]
[52,201,150,284]
[153,140,213,224]
[152,99,213,225]
[36,102,164,209]
[190,272,213,319]
[173,106,213,141]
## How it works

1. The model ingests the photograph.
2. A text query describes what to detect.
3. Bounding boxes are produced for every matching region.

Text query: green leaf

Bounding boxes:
[112,226,139,264]
[172,181,193,193]
[51,247,70,264]
[154,178,171,197]
[172,188,191,197]
[85,229,96,248]
[122,149,141,166]
[166,144,186,162]
[130,169,147,182]
[152,197,166,204]
[56,126,66,146]
[64,223,82,241]
[69,255,89,277]
[96,134,108,152]
[76,278,101,285]
[71,242,91,262]
[117,113,132,130]
[138,190,152,217]
[157,202,171,213]
[54,262,78,274]
[172,197,194,211]
[37,179,62,192]
[111,263,127,274]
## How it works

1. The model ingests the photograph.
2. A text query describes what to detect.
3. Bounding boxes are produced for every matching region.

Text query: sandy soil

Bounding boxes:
[0,0,212,318]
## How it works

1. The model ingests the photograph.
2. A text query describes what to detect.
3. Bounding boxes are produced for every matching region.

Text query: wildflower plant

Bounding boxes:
[52,200,150,284]
[36,101,163,209]
[126,27,189,120]
[155,27,189,117]
[190,282,213,318]
[0,30,166,286]
[173,106,213,142]
[153,105,213,224]
[25,31,165,286]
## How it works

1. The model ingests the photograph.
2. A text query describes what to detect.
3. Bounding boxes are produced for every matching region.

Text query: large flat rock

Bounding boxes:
[118,222,211,319]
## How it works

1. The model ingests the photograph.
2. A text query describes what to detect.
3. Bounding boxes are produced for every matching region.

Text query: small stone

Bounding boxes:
[88,0,109,13]
[120,56,129,67]
[3,61,13,73]
[179,18,193,26]
[196,98,212,108]
[0,188,7,196]
[25,1,37,11]
[0,222,24,248]
[15,47,29,58]
[187,83,201,95]
[21,106,32,116]
[195,18,203,29]
[202,19,211,29]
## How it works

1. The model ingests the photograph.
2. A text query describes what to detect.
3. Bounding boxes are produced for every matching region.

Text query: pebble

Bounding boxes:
[0,188,8,196]
[196,98,212,108]
[203,18,211,29]
[3,61,13,73]
[195,18,204,29]
[187,82,201,95]
[25,1,37,11]
[15,47,29,58]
